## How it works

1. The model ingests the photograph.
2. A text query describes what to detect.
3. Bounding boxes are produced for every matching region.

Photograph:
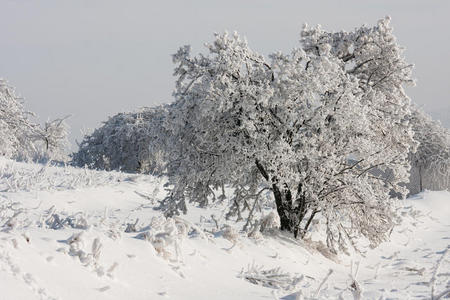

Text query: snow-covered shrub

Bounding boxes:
[44,211,89,230]
[63,232,111,276]
[72,105,172,174]
[1,201,24,232]
[135,216,189,261]
[161,18,416,253]
[260,211,280,233]
[125,218,139,233]
[0,199,34,233]
[408,107,450,194]
[238,263,303,291]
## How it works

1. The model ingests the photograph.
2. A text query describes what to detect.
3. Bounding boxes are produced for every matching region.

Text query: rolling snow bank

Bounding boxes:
[0,159,449,300]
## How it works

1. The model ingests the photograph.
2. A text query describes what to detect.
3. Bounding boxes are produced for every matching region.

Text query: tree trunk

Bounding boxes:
[255,159,308,237]
[419,165,423,192]
[271,183,292,232]
[301,210,318,238]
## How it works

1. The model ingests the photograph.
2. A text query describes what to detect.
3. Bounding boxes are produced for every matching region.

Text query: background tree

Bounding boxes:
[0,78,41,161]
[162,18,416,252]
[34,116,71,162]
[72,105,171,174]
[408,107,450,194]
[1,78,70,162]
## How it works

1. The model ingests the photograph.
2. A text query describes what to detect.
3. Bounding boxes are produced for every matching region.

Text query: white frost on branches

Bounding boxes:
[408,107,450,194]
[0,78,69,162]
[0,79,41,161]
[35,116,71,162]
[161,18,416,253]
[72,105,171,174]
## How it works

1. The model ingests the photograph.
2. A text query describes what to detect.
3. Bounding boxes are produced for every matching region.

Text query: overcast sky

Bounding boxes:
[1,0,449,149]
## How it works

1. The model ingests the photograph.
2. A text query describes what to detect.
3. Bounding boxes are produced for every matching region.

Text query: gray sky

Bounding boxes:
[1,0,449,149]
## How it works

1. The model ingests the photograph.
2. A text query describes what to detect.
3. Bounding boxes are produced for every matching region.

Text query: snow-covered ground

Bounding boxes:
[0,158,449,300]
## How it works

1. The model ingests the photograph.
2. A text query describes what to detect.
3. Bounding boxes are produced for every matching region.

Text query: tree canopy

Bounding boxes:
[161,18,416,252]
[0,79,69,162]
[408,107,450,193]
[72,105,171,174]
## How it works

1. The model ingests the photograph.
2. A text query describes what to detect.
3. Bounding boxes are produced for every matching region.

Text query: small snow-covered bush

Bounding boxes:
[238,263,303,291]
[44,211,89,230]
[0,199,33,232]
[62,232,114,277]
[1,202,24,232]
[135,216,190,261]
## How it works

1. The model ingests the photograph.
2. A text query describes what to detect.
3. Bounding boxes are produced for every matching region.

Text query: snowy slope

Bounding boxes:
[0,159,449,300]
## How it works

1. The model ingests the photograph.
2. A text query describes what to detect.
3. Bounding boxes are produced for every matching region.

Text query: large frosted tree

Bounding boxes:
[162,18,416,252]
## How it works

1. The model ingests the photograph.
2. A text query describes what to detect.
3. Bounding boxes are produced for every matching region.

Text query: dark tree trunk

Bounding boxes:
[301,209,318,238]
[255,159,309,238]
[271,183,292,232]
[419,165,423,192]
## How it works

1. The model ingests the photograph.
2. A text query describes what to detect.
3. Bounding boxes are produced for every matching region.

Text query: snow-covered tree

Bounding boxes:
[33,116,71,162]
[0,78,41,160]
[0,78,70,162]
[72,105,171,174]
[162,18,416,252]
[408,107,450,194]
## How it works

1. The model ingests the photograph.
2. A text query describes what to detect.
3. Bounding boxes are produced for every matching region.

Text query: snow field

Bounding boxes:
[0,159,449,299]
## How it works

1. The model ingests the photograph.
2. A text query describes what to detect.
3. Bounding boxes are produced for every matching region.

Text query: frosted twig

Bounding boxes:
[434,288,450,300]
[349,261,363,300]
[314,269,333,298]
[431,246,450,300]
